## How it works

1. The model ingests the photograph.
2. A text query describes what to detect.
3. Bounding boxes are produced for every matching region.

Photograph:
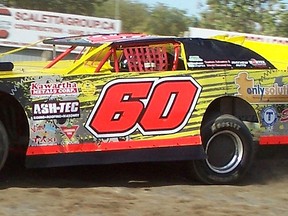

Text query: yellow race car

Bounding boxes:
[0,33,285,184]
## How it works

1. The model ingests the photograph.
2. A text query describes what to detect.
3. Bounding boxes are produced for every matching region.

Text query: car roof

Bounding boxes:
[43,33,276,70]
[43,33,178,47]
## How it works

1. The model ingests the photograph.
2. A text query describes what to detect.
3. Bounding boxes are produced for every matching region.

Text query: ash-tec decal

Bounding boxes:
[85,77,201,138]
[32,100,80,120]
[30,81,79,98]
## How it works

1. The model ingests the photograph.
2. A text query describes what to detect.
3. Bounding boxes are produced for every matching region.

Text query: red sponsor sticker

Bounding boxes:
[60,125,79,139]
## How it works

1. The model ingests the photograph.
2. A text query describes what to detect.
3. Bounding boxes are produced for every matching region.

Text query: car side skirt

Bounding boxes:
[26,136,202,155]
[259,135,288,145]
[25,145,206,168]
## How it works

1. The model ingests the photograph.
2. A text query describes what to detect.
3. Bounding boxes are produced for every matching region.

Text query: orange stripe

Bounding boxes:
[26,136,202,156]
[259,135,288,145]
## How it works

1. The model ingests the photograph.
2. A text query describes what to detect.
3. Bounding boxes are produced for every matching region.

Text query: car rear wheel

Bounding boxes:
[0,120,9,171]
[190,114,255,184]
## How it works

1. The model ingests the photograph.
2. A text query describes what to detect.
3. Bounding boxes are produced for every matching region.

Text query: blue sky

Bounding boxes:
[132,0,206,16]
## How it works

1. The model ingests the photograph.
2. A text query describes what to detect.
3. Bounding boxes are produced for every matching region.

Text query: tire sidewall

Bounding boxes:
[0,121,9,171]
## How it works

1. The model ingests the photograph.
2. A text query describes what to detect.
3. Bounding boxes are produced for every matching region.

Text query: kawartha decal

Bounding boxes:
[30,81,79,98]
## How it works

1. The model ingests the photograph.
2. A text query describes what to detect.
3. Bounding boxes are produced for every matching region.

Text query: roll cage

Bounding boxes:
[95,42,181,73]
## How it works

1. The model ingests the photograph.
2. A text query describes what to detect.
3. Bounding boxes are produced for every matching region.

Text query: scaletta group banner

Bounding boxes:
[0,6,121,51]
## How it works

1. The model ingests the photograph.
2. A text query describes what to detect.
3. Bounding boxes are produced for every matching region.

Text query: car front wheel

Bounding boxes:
[191,114,256,184]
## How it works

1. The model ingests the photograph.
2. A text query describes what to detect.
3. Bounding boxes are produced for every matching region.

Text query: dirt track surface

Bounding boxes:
[0,147,287,216]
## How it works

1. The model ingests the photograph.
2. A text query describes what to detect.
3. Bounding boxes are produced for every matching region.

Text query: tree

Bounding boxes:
[145,3,191,36]
[94,1,193,35]
[199,0,280,35]
[275,3,288,37]
[94,0,150,32]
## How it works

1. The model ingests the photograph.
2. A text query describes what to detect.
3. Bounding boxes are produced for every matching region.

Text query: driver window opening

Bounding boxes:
[95,42,185,73]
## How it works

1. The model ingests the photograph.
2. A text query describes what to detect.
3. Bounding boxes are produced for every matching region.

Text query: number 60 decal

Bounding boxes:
[85,77,201,138]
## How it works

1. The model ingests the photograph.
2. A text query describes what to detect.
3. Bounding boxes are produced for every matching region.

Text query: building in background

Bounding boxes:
[0,5,121,61]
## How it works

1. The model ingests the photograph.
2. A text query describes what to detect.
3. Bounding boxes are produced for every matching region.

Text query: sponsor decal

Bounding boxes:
[189,56,203,61]
[204,60,232,68]
[30,121,58,145]
[80,81,97,96]
[60,125,79,140]
[31,136,57,145]
[187,56,206,68]
[261,106,277,127]
[32,100,80,120]
[280,108,288,122]
[235,72,288,103]
[249,58,267,67]
[30,81,79,98]
[231,60,249,68]
[188,62,206,68]
[85,77,201,138]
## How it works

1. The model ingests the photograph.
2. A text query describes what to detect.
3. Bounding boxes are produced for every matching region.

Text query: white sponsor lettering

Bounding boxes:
[32,100,80,120]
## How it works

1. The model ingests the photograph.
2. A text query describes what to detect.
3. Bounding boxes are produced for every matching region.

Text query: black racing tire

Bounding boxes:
[191,114,255,184]
[0,120,9,171]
